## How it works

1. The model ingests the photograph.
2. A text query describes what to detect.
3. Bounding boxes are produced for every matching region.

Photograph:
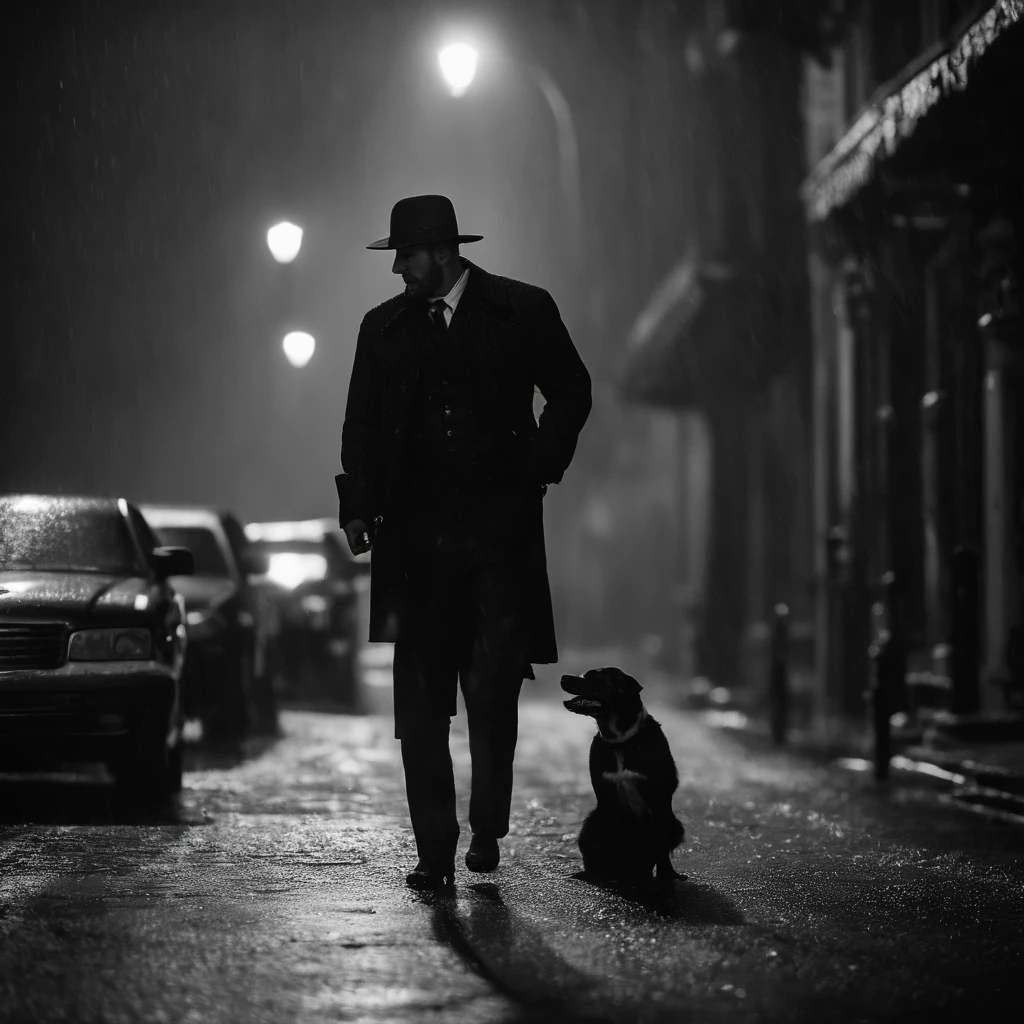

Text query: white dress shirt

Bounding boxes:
[428,265,470,326]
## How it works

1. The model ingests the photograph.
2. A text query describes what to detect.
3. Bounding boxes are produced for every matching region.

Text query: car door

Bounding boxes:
[125,503,186,672]
[219,514,271,678]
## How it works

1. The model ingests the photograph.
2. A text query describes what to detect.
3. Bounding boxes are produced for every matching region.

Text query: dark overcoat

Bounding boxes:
[336,261,592,665]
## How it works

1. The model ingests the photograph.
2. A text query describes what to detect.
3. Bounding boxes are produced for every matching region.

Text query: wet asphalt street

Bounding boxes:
[1,664,1023,1024]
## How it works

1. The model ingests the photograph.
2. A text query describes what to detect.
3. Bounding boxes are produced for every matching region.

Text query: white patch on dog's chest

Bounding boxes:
[602,749,649,816]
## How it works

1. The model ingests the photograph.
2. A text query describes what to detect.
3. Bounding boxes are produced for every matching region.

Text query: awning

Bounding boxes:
[619,256,759,409]
[802,0,1024,223]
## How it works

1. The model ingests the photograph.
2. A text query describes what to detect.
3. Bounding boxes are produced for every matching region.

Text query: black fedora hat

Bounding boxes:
[366,194,483,250]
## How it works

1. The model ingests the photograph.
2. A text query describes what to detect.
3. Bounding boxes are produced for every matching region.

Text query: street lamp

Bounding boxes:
[282,330,315,368]
[267,221,303,264]
[436,42,581,256]
[438,44,478,97]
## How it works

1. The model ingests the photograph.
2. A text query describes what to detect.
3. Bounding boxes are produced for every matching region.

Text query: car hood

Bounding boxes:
[168,575,236,611]
[0,571,162,622]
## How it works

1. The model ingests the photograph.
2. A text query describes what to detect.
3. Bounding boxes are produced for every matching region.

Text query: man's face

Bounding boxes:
[392,245,444,299]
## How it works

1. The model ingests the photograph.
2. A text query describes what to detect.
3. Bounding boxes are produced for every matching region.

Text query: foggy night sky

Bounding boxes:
[5,0,696,523]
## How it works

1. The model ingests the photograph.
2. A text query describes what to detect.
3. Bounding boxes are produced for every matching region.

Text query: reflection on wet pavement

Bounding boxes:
[1,695,1022,1022]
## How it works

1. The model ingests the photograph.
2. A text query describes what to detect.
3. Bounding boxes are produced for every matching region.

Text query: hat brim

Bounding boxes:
[366,233,483,250]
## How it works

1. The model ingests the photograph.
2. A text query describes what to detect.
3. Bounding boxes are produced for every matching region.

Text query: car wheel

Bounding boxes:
[253,662,280,736]
[109,724,177,808]
[207,643,252,741]
[166,731,184,794]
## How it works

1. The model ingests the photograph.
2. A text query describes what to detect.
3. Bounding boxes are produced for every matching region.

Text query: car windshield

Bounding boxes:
[151,526,231,577]
[0,500,143,575]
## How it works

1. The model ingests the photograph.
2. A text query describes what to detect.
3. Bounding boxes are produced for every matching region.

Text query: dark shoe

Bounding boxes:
[465,835,500,873]
[405,859,455,890]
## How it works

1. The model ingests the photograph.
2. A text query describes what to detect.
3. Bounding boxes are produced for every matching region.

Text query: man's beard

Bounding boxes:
[405,259,444,298]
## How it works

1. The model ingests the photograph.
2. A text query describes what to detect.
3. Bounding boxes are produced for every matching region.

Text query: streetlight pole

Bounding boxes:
[525,61,582,260]
[438,44,582,259]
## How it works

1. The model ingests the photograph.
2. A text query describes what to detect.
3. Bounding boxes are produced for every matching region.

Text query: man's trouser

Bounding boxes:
[392,491,532,867]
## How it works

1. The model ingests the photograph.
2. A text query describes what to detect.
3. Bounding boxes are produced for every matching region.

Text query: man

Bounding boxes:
[337,194,591,889]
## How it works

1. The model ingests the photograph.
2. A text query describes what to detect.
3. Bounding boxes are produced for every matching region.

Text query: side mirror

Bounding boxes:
[241,550,270,577]
[153,545,195,579]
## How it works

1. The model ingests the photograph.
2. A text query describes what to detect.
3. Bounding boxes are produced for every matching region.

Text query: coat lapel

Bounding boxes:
[377,295,428,427]
[447,262,516,410]
[447,260,512,337]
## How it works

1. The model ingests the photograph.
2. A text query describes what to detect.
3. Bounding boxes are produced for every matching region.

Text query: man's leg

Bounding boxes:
[397,716,459,868]
[392,546,464,881]
[461,553,531,846]
[465,675,524,841]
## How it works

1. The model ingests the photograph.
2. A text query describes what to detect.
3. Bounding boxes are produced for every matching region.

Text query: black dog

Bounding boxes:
[561,667,686,885]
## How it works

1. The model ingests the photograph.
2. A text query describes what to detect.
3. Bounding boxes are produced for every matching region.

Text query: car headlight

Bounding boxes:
[266,552,328,590]
[69,628,153,661]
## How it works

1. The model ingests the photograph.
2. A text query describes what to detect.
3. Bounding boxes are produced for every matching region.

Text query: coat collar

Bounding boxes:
[381,260,509,333]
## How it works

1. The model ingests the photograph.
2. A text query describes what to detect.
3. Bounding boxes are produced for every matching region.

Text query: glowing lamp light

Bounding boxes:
[265,552,328,590]
[283,331,315,368]
[266,221,303,263]
[438,44,478,97]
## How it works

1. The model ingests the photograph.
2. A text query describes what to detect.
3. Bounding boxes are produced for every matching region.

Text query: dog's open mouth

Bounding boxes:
[561,675,607,716]
[563,695,606,714]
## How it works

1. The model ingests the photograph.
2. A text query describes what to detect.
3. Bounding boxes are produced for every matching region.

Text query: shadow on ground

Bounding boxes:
[420,876,744,1022]
[426,881,611,1023]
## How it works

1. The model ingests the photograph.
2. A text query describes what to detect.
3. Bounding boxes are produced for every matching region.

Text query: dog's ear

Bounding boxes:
[608,667,643,693]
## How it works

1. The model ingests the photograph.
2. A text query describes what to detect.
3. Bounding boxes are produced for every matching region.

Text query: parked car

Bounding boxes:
[244,518,368,709]
[140,504,278,740]
[0,493,193,806]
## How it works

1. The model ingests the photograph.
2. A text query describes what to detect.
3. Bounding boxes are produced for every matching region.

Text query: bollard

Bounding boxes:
[950,546,980,714]
[769,602,790,746]
[867,631,892,780]
[868,572,903,781]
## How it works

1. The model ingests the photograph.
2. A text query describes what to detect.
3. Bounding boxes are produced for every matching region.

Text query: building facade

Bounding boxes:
[618,0,1023,745]
[803,0,1024,734]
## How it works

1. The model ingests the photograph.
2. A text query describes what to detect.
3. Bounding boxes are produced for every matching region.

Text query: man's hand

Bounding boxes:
[343,518,373,556]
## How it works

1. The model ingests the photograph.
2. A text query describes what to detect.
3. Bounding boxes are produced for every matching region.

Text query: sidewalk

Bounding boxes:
[627,661,1024,820]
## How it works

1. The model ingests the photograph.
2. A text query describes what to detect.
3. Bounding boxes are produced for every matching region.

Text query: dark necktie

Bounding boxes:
[427,300,448,334]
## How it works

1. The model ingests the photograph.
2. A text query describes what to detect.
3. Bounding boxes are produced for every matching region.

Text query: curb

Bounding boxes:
[902,744,1024,798]
[697,708,1024,821]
